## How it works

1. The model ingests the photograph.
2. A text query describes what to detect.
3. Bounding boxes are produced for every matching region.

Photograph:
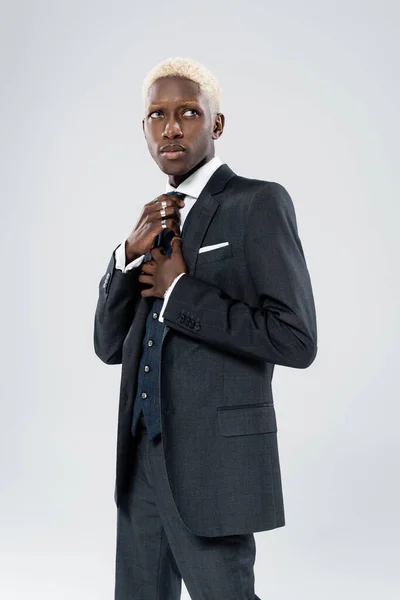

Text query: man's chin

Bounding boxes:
[157,158,189,175]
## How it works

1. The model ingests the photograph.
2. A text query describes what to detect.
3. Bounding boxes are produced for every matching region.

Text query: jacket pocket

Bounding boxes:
[196,242,233,265]
[217,403,277,436]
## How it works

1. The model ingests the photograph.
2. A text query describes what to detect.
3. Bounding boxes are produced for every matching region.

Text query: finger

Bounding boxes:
[160,219,181,237]
[141,262,156,273]
[145,193,183,207]
[145,207,180,240]
[154,208,182,230]
[150,247,164,260]
[148,201,182,237]
[159,193,185,206]
[150,203,176,218]
[150,196,183,222]
[172,236,182,251]
[150,195,184,213]
[138,274,154,285]
[141,287,155,297]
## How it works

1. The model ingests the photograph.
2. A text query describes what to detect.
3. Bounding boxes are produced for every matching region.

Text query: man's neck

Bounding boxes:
[167,153,215,188]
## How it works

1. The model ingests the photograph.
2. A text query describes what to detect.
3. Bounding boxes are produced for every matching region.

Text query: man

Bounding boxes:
[94,56,317,600]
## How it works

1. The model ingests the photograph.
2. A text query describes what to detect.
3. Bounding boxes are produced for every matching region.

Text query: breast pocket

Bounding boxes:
[196,242,233,265]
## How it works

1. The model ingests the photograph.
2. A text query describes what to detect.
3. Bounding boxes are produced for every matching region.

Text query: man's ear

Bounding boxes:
[212,113,225,140]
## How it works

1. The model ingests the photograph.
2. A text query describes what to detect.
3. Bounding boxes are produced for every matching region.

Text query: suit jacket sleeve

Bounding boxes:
[93,244,143,365]
[161,182,318,368]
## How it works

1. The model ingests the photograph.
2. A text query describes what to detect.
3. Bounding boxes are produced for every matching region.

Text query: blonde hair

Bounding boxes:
[141,56,221,117]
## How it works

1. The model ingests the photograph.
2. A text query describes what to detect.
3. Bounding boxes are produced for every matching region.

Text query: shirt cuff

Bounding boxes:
[114,241,145,272]
[158,273,186,323]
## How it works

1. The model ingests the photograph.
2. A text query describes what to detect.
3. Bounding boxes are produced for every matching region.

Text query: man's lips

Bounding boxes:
[160,144,186,152]
[161,149,186,160]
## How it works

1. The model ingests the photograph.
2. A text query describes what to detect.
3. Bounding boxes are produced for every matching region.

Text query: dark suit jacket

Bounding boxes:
[93,163,317,537]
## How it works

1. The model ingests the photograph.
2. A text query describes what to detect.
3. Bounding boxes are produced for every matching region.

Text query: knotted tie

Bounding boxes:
[159,191,186,257]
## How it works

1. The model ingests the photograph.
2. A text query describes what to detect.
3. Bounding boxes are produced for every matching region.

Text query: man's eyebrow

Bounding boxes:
[148,101,201,110]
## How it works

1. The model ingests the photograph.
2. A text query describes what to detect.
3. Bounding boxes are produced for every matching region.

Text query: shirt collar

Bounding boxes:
[165,155,223,199]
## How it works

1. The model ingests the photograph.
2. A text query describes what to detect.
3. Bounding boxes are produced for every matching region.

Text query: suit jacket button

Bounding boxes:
[178,315,185,323]
[188,319,195,328]
[194,322,200,331]
[184,316,190,325]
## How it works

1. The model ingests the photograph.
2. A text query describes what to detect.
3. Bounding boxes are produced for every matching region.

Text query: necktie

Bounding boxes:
[159,191,186,257]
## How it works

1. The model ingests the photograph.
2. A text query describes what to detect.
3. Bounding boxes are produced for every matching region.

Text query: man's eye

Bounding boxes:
[149,109,199,118]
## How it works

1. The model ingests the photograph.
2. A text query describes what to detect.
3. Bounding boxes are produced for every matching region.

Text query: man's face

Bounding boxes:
[142,76,223,179]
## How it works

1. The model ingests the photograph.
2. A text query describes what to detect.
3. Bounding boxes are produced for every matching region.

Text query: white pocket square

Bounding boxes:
[198,242,229,254]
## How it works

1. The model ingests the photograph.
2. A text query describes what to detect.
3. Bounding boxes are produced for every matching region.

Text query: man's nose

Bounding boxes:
[163,119,183,138]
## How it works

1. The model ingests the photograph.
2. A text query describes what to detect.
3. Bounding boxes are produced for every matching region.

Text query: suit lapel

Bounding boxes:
[160,163,236,342]
[182,163,236,270]
[179,190,219,273]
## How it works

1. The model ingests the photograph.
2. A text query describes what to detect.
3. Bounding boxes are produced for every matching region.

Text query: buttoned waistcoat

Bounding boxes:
[131,199,193,439]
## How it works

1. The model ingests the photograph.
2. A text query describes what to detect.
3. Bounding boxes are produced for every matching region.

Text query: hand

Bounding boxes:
[125,194,185,262]
[139,236,188,298]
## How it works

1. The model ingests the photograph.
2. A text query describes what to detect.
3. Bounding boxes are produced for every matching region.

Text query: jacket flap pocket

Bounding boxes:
[217,403,277,436]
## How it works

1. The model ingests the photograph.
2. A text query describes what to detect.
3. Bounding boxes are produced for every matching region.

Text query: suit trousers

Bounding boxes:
[115,414,262,600]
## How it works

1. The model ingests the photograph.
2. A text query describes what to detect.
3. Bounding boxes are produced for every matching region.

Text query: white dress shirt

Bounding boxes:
[114,155,223,323]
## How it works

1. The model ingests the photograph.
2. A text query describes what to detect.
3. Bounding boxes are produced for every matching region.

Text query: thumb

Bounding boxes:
[171,236,182,253]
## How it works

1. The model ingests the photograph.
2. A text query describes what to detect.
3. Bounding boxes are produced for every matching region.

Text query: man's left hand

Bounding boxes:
[139,236,188,298]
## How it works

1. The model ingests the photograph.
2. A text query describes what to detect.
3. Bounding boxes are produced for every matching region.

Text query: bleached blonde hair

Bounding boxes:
[141,56,221,118]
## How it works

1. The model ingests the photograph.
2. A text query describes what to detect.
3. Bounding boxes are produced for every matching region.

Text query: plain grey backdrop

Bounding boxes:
[1,1,399,598]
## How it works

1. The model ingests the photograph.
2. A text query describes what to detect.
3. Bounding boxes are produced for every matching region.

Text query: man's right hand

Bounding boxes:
[125,194,185,262]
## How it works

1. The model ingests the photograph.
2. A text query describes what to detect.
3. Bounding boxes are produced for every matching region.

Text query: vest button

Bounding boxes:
[141,392,148,399]
[152,312,158,319]
[144,365,150,372]
[148,340,153,347]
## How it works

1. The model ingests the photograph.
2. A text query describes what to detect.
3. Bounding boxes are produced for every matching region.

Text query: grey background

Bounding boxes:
[1,1,399,598]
